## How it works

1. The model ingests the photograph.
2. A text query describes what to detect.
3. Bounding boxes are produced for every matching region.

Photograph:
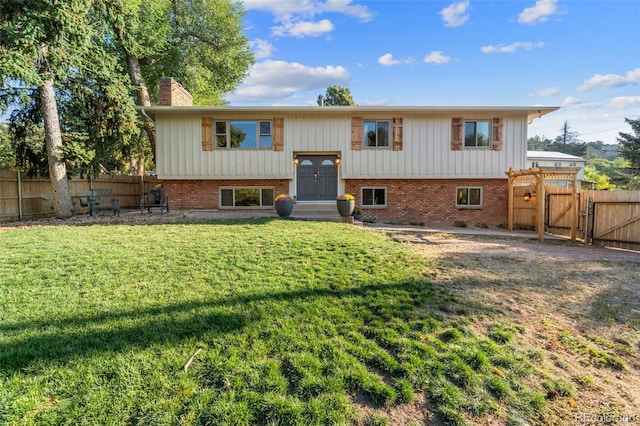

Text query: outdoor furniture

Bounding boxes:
[85,189,120,218]
[141,187,169,214]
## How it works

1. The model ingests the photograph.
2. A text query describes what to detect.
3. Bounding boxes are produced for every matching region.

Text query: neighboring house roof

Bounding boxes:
[141,105,559,122]
[527,151,585,162]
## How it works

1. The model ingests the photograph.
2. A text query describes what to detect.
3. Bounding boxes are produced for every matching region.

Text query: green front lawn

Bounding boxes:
[0,219,544,425]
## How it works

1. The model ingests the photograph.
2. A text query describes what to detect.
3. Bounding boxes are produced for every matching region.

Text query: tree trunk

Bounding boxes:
[40,78,73,218]
[127,54,156,173]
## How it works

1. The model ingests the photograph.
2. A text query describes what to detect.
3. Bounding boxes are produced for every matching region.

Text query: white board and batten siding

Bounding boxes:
[155,114,295,180]
[153,108,540,180]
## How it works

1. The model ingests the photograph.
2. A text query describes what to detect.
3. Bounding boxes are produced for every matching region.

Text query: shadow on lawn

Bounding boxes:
[0,279,463,373]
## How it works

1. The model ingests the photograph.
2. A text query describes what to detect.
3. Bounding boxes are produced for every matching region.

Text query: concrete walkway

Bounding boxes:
[364,222,570,242]
[173,209,568,242]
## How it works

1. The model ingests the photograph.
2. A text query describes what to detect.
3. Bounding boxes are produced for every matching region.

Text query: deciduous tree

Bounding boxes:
[107,0,254,172]
[318,86,356,106]
[0,1,131,217]
[618,117,640,172]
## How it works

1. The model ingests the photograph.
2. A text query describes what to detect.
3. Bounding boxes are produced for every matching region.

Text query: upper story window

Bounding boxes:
[464,120,491,148]
[215,120,272,149]
[364,120,390,148]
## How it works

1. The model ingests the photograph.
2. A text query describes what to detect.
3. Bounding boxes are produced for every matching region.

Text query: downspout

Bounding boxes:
[140,108,155,124]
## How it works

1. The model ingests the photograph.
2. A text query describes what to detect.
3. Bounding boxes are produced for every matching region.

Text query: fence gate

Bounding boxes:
[591,201,640,251]
[546,192,581,234]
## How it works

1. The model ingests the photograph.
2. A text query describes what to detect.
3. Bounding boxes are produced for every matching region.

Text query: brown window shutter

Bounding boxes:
[492,118,503,151]
[201,117,213,151]
[273,118,284,151]
[451,117,463,151]
[392,118,403,151]
[351,117,362,150]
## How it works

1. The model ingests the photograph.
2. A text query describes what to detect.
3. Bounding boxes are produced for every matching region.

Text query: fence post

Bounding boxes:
[17,170,23,220]
[583,195,590,245]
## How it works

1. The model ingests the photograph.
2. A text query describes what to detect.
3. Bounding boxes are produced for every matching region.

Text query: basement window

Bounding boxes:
[220,188,274,207]
[362,187,387,207]
[456,187,483,208]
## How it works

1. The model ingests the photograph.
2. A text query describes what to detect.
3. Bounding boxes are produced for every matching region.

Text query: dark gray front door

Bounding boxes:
[296,155,338,201]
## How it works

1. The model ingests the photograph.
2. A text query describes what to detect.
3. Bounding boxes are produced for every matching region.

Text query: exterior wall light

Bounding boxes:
[335,156,341,165]
[293,156,299,166]
[523,191,532,202]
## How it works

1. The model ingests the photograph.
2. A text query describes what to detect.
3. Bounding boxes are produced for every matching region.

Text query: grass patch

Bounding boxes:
[559,330,626,370]
[0,219,544,424]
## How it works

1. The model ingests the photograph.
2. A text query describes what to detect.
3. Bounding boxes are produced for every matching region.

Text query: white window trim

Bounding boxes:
[463,119,492,149]
[456,186,484,209]
[361,186,388,207]
[363,120,391,149]
[219,187,274,208]
[214,120,272,149]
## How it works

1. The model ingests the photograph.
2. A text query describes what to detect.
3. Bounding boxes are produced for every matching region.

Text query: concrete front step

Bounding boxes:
[292,202,336,213]
[289,202,361,225]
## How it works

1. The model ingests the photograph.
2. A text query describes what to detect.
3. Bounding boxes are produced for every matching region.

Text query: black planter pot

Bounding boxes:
[336,199,355,217]
[275,200,294,217]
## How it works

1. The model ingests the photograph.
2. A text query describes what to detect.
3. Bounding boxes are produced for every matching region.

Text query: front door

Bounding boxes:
[296,155,338,201]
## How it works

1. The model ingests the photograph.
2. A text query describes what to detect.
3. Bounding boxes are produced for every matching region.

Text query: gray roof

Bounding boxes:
[140,105,559,122]
[527,151,584,161]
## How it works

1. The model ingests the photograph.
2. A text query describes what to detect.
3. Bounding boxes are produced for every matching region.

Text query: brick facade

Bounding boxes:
[159,78,193,106]
[163,178,508,227]
[345,178,508,227]
[164,179,290,209]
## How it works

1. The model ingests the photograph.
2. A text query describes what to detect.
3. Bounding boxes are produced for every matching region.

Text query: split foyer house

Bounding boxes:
[143,78,558,226]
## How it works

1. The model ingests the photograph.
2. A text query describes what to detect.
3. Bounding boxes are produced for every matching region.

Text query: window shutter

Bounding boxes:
[273,117,284,151]
[492,118,503,151]
[451,117,463,151]
[201,117,213,151]
[351,117,362,150]
[392,118,403,151]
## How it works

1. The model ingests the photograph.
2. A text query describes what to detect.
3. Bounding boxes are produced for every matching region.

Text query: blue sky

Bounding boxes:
[229,0,640,145]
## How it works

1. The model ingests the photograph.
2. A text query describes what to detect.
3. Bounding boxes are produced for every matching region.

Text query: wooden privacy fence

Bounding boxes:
[0,170,160,222]
[587,190,640,251]
[520,186,640,251]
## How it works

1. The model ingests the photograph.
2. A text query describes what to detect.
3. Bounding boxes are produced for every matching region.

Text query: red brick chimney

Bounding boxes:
[158,77,193,106]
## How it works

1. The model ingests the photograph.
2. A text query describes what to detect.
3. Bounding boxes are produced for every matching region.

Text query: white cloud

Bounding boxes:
[319,0,374,22]
[577,68,640,91]
[378,53,399,66]
[423,51,452,64]
[250,39,274,59]
[481,41,544,54]
[534,87,561,97]
[517,0,559,24]
[609,96,640,109]
[440,0,470,28]
[358,99,389,106]
[243,0,373,22]
[272,19,335,37]
[377,53,413,67]
[563,96,581,106]
[561,96,598,109]
[228,60,350,102]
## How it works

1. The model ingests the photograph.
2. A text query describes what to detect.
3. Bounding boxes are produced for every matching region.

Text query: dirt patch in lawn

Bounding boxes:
[384,230,640,425]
